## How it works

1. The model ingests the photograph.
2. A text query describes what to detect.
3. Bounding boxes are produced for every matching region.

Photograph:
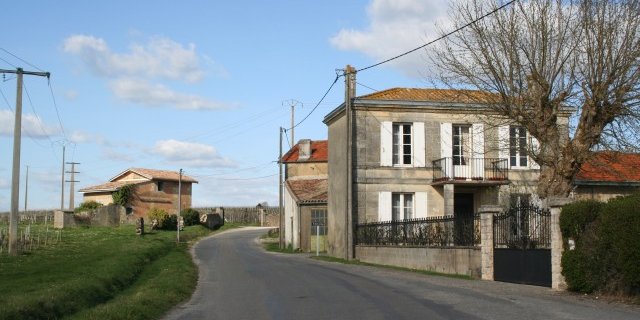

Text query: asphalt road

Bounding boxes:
[164,227,639,320]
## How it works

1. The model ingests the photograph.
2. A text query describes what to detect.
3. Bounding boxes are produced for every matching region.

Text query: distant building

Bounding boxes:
[573,152,640,201]
[281,139,328,252]
[79,168,197,218]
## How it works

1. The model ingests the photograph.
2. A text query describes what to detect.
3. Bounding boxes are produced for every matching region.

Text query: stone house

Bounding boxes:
[281,139,328,252]
[572,152,640,201]
[79,168,197,218]
[323,87,572,259]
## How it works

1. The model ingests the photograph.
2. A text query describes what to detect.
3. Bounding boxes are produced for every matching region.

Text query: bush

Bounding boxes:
[75,201,103,213]
[559,199,602,244]
[181,208,201,226]
[147,208,177,230]
[561,193,640,295]
[598,193,640,293]
[112,184,134,206]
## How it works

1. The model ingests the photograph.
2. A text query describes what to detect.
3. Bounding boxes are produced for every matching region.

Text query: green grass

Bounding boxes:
[310,255,474,280]
[0,223,238,320]
[263,241,300,254]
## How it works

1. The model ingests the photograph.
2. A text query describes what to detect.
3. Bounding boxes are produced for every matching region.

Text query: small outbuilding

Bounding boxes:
[79,168,198,218]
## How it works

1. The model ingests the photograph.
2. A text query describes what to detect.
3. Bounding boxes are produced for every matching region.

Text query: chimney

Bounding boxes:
[298,139,312,161]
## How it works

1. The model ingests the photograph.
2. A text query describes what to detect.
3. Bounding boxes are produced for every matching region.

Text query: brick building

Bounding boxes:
[79,168,197,218]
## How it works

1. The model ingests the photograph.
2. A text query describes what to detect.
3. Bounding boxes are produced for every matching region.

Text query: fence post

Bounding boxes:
[548,197,572,291]
[479,205,501,281]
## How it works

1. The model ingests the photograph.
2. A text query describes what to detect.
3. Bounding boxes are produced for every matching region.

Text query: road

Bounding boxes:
[164,227,639,320]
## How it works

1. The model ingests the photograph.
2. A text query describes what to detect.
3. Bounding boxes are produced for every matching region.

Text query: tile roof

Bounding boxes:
[356,88,498,104]
[575,152,640,184]
[79,180,146,193]
[286,178,328,204]
[281,140,328,163]
[112,168,198,183]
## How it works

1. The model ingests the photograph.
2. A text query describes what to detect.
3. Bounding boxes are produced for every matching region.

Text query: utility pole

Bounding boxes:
[0,68,50,255]
[278,127,284,249]
[60,144,65,210]
[344,65,356,260]
[66,162,80,211]
[177,168,182,244]
[24,165,29,212]
[283,99,302,146]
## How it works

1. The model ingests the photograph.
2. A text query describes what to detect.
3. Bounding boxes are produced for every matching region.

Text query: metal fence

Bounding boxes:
[432,157,509,182]
[356,214,480,247]
[494,204,551,249]
[196,206,280,225]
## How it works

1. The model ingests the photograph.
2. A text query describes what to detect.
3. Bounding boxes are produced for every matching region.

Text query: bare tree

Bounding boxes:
[431,0,640,198]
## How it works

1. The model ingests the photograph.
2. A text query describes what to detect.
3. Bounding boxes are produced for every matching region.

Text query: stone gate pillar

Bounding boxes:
[548,197,572,291]
[479,205,502,281]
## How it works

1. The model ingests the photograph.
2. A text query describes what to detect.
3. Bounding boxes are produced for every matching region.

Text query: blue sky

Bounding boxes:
[0,0,450,211]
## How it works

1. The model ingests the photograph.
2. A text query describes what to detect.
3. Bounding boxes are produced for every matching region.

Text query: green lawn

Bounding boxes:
[0,224,235,320]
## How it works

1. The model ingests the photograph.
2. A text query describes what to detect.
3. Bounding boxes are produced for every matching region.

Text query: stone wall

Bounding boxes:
[356,245,481,278]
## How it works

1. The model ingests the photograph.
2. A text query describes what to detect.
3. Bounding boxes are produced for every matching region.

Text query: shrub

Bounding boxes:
[597,193,640,293]
[112,184,134,206]
[147,208,177,230]
[180,208,201,226]
[559,199,602,244]
[75,200,103,213]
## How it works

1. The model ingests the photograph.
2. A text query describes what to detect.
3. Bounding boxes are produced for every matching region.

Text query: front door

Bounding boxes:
[454,193,474,246]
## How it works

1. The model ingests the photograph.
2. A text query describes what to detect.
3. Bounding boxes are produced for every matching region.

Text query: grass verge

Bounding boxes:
[310,255,474,280]
[0,223,237,320]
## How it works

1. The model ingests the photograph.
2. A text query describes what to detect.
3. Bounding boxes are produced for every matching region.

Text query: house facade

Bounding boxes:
[323,87,571,259]
[79,168,197,218]
[282,139,328,252]
[573,152,640,201]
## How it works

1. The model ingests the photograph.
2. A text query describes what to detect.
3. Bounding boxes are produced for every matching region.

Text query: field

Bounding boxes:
[0,223,235,319]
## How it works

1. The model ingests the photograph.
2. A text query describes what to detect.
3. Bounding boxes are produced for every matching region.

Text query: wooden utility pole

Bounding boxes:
[177,168,182,243]
[344,65,356,260]
[278,127,284,248]
[66,162,80,210]
[0,68,50,255]
[283,99,301,146]
[60,144,65,210]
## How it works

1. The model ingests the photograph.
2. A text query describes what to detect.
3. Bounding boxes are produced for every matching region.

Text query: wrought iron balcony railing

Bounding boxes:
[432,157,508,183]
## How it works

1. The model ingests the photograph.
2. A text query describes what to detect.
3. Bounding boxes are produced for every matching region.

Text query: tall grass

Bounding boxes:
[0,224,234,319]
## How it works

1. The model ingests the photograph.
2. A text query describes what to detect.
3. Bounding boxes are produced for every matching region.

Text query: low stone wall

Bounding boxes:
[355,246,481,278]
[54,205,125,228]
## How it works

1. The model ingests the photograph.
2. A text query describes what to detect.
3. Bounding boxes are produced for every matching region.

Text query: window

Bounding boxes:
[157,181,164,192]
[392,123,412,165]
[311,209,327,235]
[509,126,528,167]
[452,125,471,165]
[392,193,414,221]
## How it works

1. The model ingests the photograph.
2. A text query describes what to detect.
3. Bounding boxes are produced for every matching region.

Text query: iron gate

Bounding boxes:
[493,204,551,287]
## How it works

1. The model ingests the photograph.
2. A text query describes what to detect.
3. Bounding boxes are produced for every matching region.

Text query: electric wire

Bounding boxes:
[287,74,341,131]
[355,0,517,73]
[356,81,378,92]
[283,128,292,149]
[0,55,17,68]
[47,80,67,139]
[0,48,45,72]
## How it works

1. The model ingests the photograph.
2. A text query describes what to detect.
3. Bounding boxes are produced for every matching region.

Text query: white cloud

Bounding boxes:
[0,109,61,138]
[151,139,235,168]
[192,176,278,207]
[0,177,9,189]
[63,35,204,83]
[109,78,234,110]
[63,89,79,101]
[330,0,450,77]
[69,130,111,146]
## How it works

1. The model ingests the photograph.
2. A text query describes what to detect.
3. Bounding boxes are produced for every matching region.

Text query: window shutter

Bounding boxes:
[440,123,453,159]
[414,192,427,219]
[413,122,425,167]
[498,125,509,160]
[471,124,485,179]
[529,134,541,169]
[380,121,393,166]
[378,192,392,222]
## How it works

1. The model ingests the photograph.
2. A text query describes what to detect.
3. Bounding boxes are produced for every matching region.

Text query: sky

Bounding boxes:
[0,0,451,211]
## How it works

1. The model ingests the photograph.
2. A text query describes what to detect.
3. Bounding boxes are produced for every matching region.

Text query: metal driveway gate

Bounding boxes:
[493,204,551,287]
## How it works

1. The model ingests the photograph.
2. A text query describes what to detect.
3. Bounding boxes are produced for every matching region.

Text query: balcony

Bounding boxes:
[431,157,509,185]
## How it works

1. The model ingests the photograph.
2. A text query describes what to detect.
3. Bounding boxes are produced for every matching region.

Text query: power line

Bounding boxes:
[47,80,67,139]
[356,81,378,92]
[283,128,292,149]
[22,82,56,144]
[355,0,518,73]
[287,74,341,131]
[218,173,278,181]
[0,48,44,72]
[0,56,17,68]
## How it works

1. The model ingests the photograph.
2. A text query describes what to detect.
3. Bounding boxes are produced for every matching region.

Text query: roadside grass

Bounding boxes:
[310,255,474,280]
[0,223,237,320]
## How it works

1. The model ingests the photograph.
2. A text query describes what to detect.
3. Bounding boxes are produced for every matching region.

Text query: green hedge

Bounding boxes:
[147,208,177,230]
[181,208,201,226]
[560,193,640,295]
